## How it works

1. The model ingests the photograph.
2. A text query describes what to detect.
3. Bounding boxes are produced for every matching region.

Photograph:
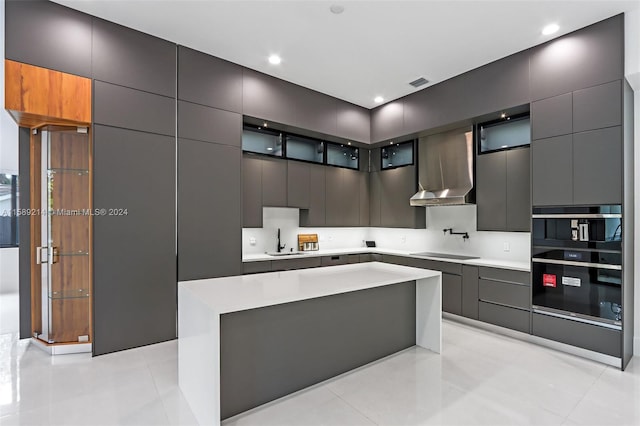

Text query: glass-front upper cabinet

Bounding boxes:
[381,141,414,169]
[327,143,359,169]
[285,135,324,163]
[477,113,530,154]
[242,126,283,157]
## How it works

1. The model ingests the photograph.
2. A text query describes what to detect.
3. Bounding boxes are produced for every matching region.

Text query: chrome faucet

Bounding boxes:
[276,228,286,253]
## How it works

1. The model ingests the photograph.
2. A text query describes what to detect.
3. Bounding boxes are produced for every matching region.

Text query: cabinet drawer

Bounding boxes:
[479,301,530,334]
[478,267,530,285]
[243,261,271,275]
[272,257,321,271]
[321,255,350,266]
[532,312,620,357]
[348,254,361,264]
[360,254,372,263]
[417,259,462,276]
[381,254,421,268]
[370,253,383,262]
[479,279,530,309]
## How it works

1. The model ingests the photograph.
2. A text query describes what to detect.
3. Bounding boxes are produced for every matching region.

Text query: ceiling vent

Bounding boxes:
[409,77,429,88]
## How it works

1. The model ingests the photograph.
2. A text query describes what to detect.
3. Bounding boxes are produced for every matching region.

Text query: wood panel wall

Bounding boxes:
[5,60,92,127]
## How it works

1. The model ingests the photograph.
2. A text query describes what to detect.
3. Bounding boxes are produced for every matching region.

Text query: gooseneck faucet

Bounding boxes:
[443,228,470,240]
[276,228,286,253]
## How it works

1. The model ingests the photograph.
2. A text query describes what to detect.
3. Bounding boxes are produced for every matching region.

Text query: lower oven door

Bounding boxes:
[531,258,622,328]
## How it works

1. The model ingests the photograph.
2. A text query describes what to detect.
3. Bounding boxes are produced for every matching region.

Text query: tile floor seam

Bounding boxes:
[144,354,173,425]
[328,387,382,426]
[562,364,612,424]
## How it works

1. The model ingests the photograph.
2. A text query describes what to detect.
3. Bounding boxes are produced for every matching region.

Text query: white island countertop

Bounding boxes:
[243,247,530,272]
[179,261,441,314]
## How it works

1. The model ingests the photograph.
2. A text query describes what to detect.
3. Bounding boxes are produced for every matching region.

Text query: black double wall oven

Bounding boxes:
[532,205,623,330]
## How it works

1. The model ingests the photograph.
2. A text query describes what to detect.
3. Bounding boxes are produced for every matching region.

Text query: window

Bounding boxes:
[285,135,324,164]
[0,174,19,247]
[326,143,359,169]
[477,114,530,154]
[242,126,283,156]
[381,141,414,169]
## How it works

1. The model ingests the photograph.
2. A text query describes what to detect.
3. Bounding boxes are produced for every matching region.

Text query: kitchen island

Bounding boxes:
[178,262,442,425]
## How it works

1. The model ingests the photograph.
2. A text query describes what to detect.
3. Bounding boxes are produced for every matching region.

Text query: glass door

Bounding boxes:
[35,125,92,344]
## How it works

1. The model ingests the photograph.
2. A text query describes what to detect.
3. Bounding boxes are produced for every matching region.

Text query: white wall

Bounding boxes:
[243,206,529,264]
[0,247,19,294]
[624,8,640,357]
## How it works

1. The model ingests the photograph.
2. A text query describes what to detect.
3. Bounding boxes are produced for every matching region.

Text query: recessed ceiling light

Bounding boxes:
[268,55,281,65]
[542,23,559,36]
[374,96,384,103]
[267,147,273,151]
[500,113,506,119]
[330,4,345,14]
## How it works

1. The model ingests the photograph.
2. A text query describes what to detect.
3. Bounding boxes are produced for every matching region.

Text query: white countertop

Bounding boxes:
[243,247,530,272]
[178,262,441,314]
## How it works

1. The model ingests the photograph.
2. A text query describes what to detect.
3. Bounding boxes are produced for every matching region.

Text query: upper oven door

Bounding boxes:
[532,205,622,250]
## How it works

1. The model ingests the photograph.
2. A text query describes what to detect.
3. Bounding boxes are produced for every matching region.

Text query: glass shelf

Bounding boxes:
[47,168,90,175]
[49,289,91,299]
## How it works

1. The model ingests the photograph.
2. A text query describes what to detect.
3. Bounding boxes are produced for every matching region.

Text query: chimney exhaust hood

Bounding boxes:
[410,127,474,206]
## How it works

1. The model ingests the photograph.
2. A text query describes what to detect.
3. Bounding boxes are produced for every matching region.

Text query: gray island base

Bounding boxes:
[178,262,442,425]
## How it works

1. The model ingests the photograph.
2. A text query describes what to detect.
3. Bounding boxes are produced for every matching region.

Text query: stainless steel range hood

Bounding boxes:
[410,127,474,206]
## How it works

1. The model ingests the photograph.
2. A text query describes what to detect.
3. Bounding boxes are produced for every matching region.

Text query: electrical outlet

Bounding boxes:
[503,242,510,252]
[249,237,256,245]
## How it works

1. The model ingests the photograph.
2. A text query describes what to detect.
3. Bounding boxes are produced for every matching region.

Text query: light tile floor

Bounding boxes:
[0,320,638,426]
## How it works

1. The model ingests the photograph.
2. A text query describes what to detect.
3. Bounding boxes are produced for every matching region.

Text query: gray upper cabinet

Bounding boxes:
[573,127,622,205]
[369,172,382,227]
[532,135,573,206]
[177,101,242,147]
[378,165,424,229]
[529,15,623,101]
[336,103,371,143]
[242,69,338,136]
[325,168,360,227]
[301,164,326,227]
[477,148,530,231]
[573,80,622,133]
[93,81,175,136]
[287,161,310,209]
[506,147,531,231]
[476,151,507,231]
[370,101,404,143]
[261,157,288,207]
[359,172,370,226]
[92,18,176,97]
[178,46,243,113]
[178,140,241,280]
[5,0,92,77]
[531,93,572,140]
[242,155,263,228]
[93,125,176,355]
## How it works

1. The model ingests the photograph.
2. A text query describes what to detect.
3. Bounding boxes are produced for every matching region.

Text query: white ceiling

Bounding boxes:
[53,0,639,109]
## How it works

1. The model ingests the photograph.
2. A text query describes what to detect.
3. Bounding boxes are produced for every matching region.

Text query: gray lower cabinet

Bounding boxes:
[300,164,325,226]
[271,257,322,272]
[461,266,479,320]
[178,139,241,280]
[477,267,531,334]
[242,155,263,228]
[93,125,176,355]
[321,255,350,266]
[442,274,462,316]
[532,313,621,357]
[477,147,530,232]
[243,261,272,275]
[478,302,530,334]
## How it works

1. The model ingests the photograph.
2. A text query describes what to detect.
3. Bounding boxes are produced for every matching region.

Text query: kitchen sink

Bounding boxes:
[410,252,480,261]
[266,252,307,257]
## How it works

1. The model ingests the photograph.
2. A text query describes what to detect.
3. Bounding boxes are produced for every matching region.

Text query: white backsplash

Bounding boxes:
[243,205,530,263]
